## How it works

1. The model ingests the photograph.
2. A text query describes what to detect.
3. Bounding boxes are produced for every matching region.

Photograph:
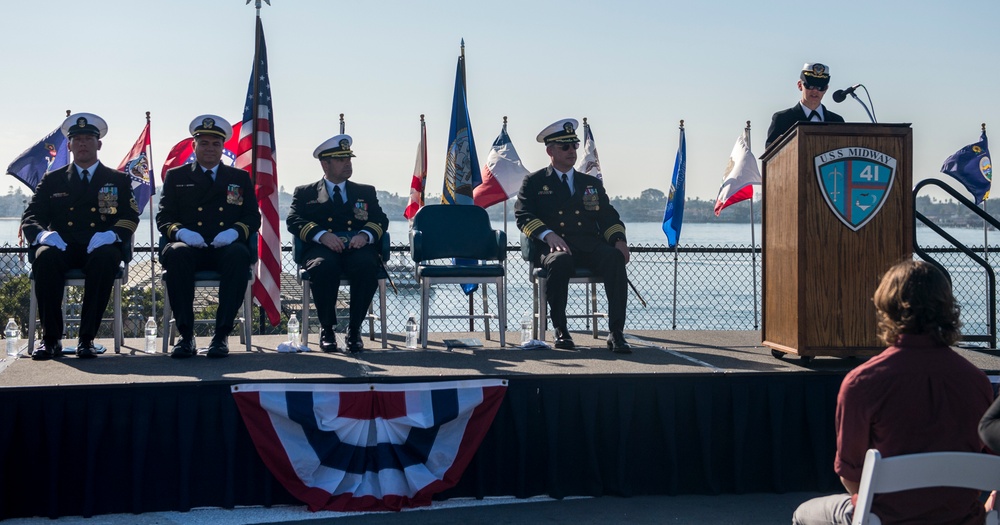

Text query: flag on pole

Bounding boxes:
[941,131,992,205]
[236,17,281,326]
[117,120,155,214]
[440,46,480,206]
[662,124,687,247]
[160,121,242,180]
[403,116,427,220]
[575,119,603,179]
[232,380,507,512]
[714,132,762,216]
[473,124,529,208]
[5,126,69,192]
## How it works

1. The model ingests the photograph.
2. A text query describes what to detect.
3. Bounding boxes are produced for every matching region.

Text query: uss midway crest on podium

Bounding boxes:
[814,147,897,231]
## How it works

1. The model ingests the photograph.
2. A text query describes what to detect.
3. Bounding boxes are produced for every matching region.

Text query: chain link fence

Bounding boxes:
[0,241,995,344]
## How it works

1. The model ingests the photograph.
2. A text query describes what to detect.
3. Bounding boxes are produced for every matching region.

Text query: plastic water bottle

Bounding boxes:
[5,318,20,357]
[144,317,157,354]
[520,313,533,344]
[405,315,418,349]
[287,314,300,347]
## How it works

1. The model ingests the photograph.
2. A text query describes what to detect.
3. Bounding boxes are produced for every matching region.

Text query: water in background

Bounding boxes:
[1,218,994,248]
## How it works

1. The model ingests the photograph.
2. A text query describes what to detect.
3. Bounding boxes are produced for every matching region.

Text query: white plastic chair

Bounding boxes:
[852,448,1000,525]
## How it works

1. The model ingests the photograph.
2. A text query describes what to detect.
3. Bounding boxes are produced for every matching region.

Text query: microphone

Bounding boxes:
[832,84,861,103]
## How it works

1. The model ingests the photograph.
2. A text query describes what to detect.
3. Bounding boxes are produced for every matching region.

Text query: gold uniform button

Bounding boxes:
[67,221,74,226]
[219,222,224,226]
[91,207,96,212]
[69,207,74,211]
[347,220,353,225]
[559,222,565,227]
[90,223,95,227]
[219,207,224,212]
[197,221,203,226]
[575,210,580,215]
[327,229,333,232]
[198,207,203,212]
[558,211,563,215]
[327,218,333,222]
[577,222,582,226]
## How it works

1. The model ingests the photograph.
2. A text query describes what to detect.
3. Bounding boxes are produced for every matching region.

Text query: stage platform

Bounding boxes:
[2,330,998,520]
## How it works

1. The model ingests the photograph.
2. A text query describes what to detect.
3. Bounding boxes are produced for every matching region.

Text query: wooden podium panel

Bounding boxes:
[761,123,913,358]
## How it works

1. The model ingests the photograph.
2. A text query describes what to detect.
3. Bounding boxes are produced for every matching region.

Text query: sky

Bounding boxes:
[1,0,997,205]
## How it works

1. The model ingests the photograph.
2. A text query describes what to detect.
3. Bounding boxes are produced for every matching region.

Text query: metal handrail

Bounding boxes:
[913,179,997,348]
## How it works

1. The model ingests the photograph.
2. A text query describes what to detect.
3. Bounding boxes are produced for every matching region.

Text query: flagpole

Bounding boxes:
[745,120,760,330]
[340,113,346,135]
[145,111,157,325]
[671,120,683,330]
[982,122,989,264]
[247,0,267,333]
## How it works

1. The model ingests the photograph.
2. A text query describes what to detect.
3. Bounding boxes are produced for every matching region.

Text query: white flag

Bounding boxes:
[575,121,603,179]
[714,133,761,216]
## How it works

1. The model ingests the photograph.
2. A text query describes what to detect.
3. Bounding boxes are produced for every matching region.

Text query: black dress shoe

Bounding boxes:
[346,329,364,353]
[170,338,196,359]
[320,327,339,353]
[607,331,632,354]
[31,341,61,361]
[553,327,575,350]
[206,338,229,358]
[76,339,98,359]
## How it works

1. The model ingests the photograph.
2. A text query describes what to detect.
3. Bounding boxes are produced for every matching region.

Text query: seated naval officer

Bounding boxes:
[764,62,846,149]
[21,112,139,360]
[156,115,261,359]
[286,134,388,354]
[515,118,632,354]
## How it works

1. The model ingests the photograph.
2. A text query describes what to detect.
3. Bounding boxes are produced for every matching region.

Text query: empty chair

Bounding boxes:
[409,205,506,348]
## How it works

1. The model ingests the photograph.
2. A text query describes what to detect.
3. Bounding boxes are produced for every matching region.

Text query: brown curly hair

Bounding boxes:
[873,260,961,346]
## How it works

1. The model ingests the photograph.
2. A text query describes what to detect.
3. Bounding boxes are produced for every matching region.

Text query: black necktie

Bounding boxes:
[808,110,820,122]
[81,169,90,184]
[205,169,214,181]
[333,185,344,206]
[561,173,572,196]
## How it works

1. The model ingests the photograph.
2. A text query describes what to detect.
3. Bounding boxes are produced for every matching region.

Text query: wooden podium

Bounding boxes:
[760,123,913,360]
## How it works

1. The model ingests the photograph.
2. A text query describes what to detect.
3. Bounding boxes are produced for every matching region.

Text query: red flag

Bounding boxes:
[117,120,155,213]
[473,125,529,209]
[237,17,281,326]
[160,121,242,181]
[403,117,427,220]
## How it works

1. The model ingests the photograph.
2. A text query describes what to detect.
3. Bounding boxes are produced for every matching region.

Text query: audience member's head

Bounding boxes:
[873,260,961,346]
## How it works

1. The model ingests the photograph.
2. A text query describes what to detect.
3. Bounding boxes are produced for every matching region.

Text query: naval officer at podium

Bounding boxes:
[765,62,845,148]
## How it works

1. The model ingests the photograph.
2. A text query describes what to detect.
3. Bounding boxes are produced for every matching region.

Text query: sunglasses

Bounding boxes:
[555,143,580,151]
[803,84,828,92]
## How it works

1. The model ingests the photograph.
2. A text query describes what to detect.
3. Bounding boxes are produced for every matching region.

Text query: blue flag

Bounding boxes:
[441,46,482,294]
[941,131,992,205]
[441,51,481,206]
[5,127,69,191]
[662,126,687,247]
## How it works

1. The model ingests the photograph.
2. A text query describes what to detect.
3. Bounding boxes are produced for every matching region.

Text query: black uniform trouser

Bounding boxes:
[301,243,380,332]
[541,243,628,333]
[161,242,251,340]
[33,243,123,344]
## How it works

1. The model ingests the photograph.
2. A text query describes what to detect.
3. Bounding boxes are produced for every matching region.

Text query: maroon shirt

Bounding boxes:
[836,334,993,525]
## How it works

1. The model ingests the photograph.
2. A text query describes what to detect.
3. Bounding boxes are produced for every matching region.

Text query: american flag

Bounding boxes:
[236,16,281,326]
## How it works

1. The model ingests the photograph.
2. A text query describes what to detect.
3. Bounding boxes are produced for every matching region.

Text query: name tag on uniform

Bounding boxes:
[227,184,244,205]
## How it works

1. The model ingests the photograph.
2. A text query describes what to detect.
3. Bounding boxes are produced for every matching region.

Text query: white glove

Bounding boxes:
[211,228,239,248]
[177,228,207,248]
[38,231,67,251]
[86,231,118,253]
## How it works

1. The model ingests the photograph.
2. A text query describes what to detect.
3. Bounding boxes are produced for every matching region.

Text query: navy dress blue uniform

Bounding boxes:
[21,113,139,358]
[765,103,845,149]
[287,180,388,337]
[287,134,388,352]
[157,161,260,349]
[516,166,628,338]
